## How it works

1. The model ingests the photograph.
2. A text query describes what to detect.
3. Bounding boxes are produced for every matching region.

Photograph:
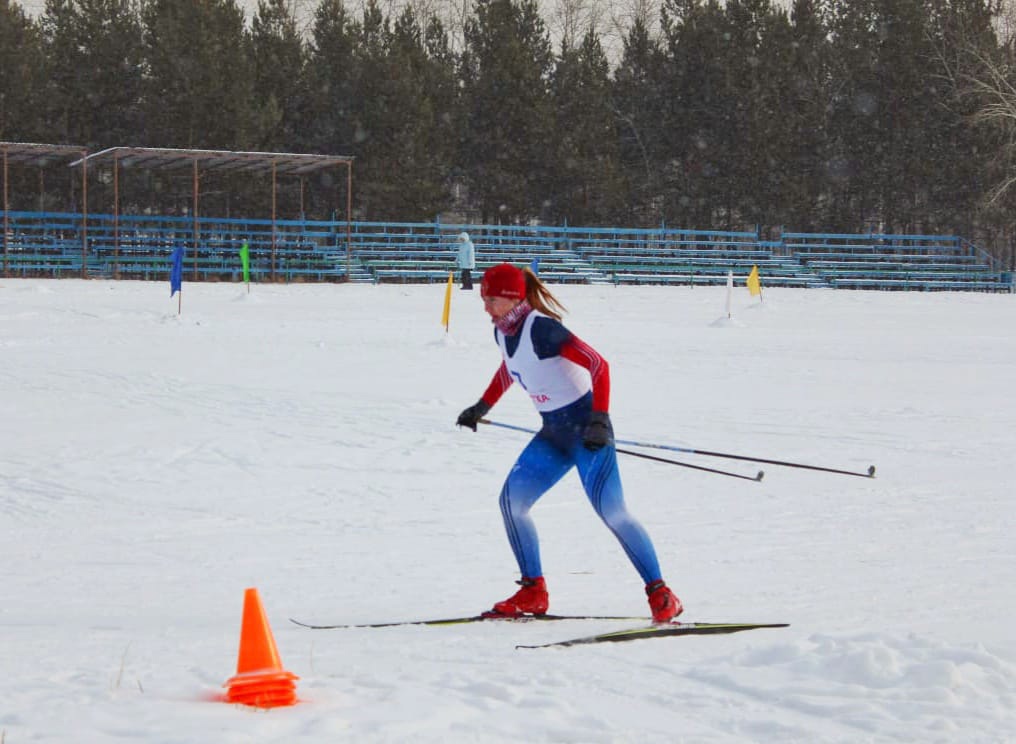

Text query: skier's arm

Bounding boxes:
[480,361,514,407]
[559,336,610,412]
[456,362,513,431]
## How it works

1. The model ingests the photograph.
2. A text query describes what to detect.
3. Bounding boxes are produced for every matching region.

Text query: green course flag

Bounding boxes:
[239,240,250,285]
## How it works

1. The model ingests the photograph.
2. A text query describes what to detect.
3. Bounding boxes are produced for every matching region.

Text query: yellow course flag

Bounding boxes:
[441,271,453,331]
[747,265,762,297]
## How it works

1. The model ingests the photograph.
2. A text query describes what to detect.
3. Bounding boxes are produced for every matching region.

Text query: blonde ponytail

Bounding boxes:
[523,267,567,321]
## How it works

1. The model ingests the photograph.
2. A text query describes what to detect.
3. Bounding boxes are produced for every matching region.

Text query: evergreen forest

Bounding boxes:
[3,0,1016,265]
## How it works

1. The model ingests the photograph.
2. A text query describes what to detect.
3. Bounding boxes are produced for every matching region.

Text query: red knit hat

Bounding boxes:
[481,263,526,299]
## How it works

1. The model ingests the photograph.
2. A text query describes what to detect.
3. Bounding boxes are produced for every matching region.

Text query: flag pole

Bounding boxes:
[725,270,733,318]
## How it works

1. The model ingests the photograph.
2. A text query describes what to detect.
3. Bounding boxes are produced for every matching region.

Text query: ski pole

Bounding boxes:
[614,437,876,479]
[479,418,875,479]
[478,419,763,482]
[616,447,764,482]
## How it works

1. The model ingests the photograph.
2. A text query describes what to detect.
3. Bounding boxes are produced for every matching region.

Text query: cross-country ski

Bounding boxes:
[516,621,791,649]
[289,613,647,629]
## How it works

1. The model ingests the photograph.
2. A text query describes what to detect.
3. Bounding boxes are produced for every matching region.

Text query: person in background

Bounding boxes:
[456,262,682,623]
[457,232,476,290]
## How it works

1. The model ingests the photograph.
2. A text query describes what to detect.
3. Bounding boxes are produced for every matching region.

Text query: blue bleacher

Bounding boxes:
[1,211,1011,292]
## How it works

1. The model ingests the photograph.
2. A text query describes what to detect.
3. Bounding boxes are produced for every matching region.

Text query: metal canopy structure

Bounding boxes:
[1,141,89,169]
[80,146,353,176]
[71,146,355,280]
[1,142,90,277]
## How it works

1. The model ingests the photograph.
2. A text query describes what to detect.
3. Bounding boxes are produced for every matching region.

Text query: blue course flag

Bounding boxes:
[170,246,184,297]
[530,257,540,274]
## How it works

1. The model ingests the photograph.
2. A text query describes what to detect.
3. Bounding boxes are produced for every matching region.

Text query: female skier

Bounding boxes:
[456,262,682,623]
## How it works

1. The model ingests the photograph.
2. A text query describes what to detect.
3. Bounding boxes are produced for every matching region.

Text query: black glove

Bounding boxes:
[456,400,491,432]
[583,411,613,451]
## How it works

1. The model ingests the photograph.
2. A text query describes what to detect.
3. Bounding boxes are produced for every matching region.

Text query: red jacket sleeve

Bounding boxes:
[480,361,514,407]
[559,335,610,412]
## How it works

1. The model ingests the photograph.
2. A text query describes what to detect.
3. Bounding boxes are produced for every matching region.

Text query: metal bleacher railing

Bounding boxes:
[1,210,1012,292]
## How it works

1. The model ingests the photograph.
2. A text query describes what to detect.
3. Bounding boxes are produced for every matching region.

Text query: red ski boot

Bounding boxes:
[646,580,683,623]
[485,576,549,617]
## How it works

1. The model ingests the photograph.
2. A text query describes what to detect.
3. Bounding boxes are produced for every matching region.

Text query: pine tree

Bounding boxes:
[249,0,308,152]
[825,0,883,229]
[387,8,459,219]
[141,0,254,150]
[302,0,357,218]
[550,28,626,226]
[0,0,47,143]
[421,14,462,215]
[612,17,668,226]
[343,0,392,217]
[659,0,731,227]
[40,0,144,148]
[353,3,457,219]
[780,0,833,231]
[873,0,938,232]
[922,0,1001,239]
[461,0,556,223]
[723,0,779,231]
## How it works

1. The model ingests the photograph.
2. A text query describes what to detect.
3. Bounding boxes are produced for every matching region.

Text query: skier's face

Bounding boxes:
[483,295,518,321]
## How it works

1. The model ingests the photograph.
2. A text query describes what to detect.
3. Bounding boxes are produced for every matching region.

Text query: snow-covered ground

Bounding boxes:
[1,278,1013,743]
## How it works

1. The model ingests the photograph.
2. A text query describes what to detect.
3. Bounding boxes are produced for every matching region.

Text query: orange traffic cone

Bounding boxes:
[223,587,299,708]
